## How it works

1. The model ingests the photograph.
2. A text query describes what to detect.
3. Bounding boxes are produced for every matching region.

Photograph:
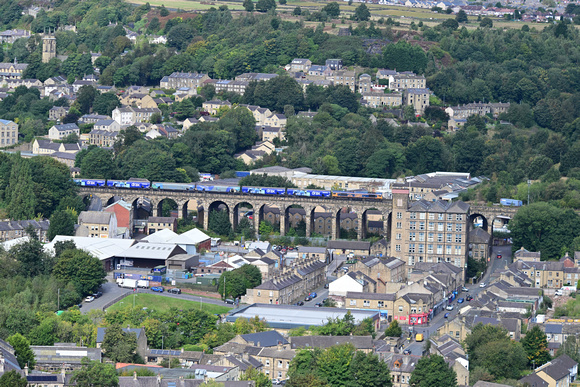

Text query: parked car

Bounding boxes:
[403,349,411,355]
[310,292,317,298]
[457,298,464,303]
[168,288,181,294]
[446,305,454,310]
[461,287,469,292]
[324,283,329,289]
[296,301,304,306]
[466,295,473,301]
[92,291,103,298]
[304,296,312,302]
[84,296,95,303]
[479,282,487,288]
[151,286,164,292]
[497,254,502,259]
[444,313,450,318]
[225,299,235,304]
[314,303,322,307]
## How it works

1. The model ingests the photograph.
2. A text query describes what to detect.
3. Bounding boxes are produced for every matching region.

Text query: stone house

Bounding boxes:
[362,92,403,108]
[77,211,117,238]
[0,119,18,146]
[48,123,79,140]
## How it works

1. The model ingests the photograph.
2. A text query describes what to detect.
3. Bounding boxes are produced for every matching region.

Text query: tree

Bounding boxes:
[79,147,115,179]
[384,320,403,337]
[159,4,170,17]
[440,18,459,30]
[521,325,551,367]
[455,9,468,23]
[47,209,76,241]
[322,2,340,18]
[7,333,36,369]
[101,325,138,363]
[479,17,493,27]
[7,158,36,220]
[93,92,121,116]
[241,367,272,387]
[383,41,428,75]
[293,6,302,15]
[208,210,232,236]
[409,354,457,387]
[52,248,107,296]
[243,0,255,11]
[353,4,371,21]
[349,351,392,387]
[0,370,27,387]
[71,358,119,387]
[256,0,276,12]
[316,344,355,386]
[75,86,97,114]
[9,236,53,277]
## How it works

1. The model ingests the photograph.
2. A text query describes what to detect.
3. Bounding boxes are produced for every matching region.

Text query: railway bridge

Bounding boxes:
[78,187,520,240]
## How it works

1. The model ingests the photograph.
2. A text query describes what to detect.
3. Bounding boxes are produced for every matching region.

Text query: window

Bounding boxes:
[438,214,444,220]
[395,245,401,252]
[438,233,444,242]
[410,222,416,230]
[418,245,424,253]
[409,256,415,265]
[455,224,463,232]
[396,222,402,229]
[429,213,435,220]
[397,212,402,219]
[257,291,261,296]
[428,233,434,242]
[363,300,370,306]
[419,212,426,219]
[396,233,402,240]
[410,212,416,219]
[456,214,463,221]
[269,291,273,296]
[428,222,435,231]
[446,245,452,255]
[455,246,461,255]
[378,301,384,307]
[278,372,283,378]
[438,223,444,231]
[456,234,462,243]
[428,244,433,253]
[418,233,425,242]
[409,232,416,241]
[446,234,452,243]
[447,214,453,221]
[278,361,283,368]
[266,360,270,366]
[350,299,356,306]
[437,245,443,254]
[419,222,425,230]
[447,223,453,231]
[408,244,415,253]
[399,306,403,312]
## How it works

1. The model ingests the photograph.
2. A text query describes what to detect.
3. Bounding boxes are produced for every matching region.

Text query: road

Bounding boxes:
[80,277,235,314]
[401,244,513,355]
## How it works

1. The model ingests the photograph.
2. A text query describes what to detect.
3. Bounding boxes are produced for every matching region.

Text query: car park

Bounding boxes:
[151,286,164,292]
[444,313,450,318]
[84,296,95,302]
[446,305,454,310]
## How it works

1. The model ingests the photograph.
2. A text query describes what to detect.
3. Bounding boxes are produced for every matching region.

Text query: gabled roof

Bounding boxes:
[96,327,145,343]
[240,331,288,347]
[290,336,373,350]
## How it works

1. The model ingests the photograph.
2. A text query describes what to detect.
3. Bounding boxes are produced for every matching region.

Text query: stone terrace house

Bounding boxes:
[242,257,326,305]
[362,92,403,108]
[160,72,210,89]
[289,335,375,353]
[0,119,18,146]
[48,123,79,141]
[351,256,407,292]
[76,211,117,238]
[0,219,50,242]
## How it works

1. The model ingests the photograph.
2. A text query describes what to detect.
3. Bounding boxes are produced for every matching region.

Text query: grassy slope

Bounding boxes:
[107,293,232,314]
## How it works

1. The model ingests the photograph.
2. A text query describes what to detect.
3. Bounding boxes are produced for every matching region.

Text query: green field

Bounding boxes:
[107,293,232,314]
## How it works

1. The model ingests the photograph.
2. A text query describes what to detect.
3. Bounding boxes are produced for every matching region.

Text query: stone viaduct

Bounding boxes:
[78,186,520,240]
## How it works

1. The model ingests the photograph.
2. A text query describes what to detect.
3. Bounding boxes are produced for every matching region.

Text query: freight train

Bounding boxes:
[73,178,384,200]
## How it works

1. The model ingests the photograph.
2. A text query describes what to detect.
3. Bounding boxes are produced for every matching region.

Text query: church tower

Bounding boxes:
[42,29,56,63]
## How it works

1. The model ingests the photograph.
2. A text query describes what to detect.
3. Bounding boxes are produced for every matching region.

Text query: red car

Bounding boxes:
[497,254,502,259]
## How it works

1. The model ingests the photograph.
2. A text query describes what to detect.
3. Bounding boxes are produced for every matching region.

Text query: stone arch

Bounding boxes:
[335,206,362,240]
[283,204,313,238]
[206,200,231,235]
[156,198,178,218]
[363,207,384,239]
[233,201,255,233]
[469,213,489,233]
[257,203,283,236]
[132,196,157,220]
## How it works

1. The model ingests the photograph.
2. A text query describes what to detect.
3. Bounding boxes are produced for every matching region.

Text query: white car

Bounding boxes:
[84,296,95,303]
[479,282,486,288]
[446,305,454,311]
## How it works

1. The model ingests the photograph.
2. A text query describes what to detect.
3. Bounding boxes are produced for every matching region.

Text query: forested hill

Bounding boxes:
[3,0,580,213]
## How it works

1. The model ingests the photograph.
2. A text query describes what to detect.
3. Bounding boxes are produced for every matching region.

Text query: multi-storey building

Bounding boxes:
[390,189,469,280]
[159,72,210,90]
[388,72,426,91]
[362,91,403,108]
[0,119,18,146]
[404,88,430,115]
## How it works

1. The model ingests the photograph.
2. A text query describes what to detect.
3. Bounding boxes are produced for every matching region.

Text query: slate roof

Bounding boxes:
[78,211,112,225]
[240,331,288,347]
[96,327,145,343]
[346,291,396,301]
[327,240,371,251]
